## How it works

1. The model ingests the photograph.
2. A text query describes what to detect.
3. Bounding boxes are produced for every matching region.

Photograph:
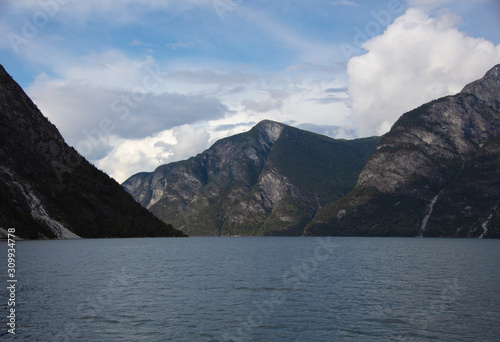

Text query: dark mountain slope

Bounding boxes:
[0,65,185,239]
[123,121,379,236]
[305,64,500,238]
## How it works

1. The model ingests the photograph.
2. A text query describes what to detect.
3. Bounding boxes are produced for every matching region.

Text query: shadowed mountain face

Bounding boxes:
[305,64,500,238]
[123,121,380,236]
[0,65,185,239]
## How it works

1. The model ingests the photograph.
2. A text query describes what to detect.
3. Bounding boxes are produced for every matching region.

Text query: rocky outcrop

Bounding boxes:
[124,121,380,236]
[0,64,185,239]
[305,64,500,238]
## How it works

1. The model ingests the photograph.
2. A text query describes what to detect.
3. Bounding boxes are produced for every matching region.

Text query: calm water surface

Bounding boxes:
[1,237,500,341]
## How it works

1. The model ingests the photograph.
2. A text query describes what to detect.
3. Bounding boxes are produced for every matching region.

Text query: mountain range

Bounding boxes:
[305,64,500,238]
[125,64,500,238]
[0,65,185,239]
[2,62,499,239]
[123,121,379,236]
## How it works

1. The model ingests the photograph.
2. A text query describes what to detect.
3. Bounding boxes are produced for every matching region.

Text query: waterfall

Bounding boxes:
[418,191,442,237]
[479,207,497,238]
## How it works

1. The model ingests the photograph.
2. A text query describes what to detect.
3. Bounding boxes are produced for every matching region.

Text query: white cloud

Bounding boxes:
[96,124,211,183]
[3,0,498,185]
[164,124,211,160]
[19,45,349,181]
[347,8,500,136]
[0,0,353,182]
[27,52,229,161]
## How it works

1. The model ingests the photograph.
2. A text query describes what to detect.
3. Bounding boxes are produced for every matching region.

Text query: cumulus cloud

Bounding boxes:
[158,125,211,161]
[347,8,500,136]
[96,125,211,183]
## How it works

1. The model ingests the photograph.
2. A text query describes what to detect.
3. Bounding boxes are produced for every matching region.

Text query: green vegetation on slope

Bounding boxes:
[268,127,380,205]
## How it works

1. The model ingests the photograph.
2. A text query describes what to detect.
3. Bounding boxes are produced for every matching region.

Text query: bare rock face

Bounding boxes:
[306,64,500,238]
[358,96,500,193]
[0,64,185,239]
[358,65,500,194]
[461,65,500,109]
[123,121,380,236]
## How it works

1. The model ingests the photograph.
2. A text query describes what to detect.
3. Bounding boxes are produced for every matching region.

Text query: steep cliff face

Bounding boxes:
[0,65,185,239]
[305,64,500,238]
[124,121,380,236]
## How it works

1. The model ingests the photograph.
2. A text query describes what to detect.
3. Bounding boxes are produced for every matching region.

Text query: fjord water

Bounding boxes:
[1,237,500,341]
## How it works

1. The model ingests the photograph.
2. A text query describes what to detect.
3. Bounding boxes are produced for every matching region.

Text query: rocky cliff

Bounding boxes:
[123,121,379,236]
[0,65,185,239]
[305,64,500,238]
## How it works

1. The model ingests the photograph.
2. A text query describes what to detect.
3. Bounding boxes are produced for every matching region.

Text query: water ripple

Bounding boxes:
[1,237,499,341]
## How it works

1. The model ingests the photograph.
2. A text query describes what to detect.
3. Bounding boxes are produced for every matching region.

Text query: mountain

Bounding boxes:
[0,65,186,239]
[305,64,500,238]
[123,121,380,236]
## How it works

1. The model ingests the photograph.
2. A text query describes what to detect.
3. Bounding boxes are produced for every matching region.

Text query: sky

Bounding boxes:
[1,0,499,183]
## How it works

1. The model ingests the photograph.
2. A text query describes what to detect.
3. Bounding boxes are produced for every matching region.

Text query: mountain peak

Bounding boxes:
[461,64,500,109]
[253,119,285,144]
[123,121,380,236]
[256,119,282,126]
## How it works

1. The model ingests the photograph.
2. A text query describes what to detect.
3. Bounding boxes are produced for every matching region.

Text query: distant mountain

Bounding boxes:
[305,64,500,238]
[123,121,379,236]
[0,65,185,239]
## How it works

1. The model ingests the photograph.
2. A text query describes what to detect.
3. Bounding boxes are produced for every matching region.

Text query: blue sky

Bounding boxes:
[1,0,500,182]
